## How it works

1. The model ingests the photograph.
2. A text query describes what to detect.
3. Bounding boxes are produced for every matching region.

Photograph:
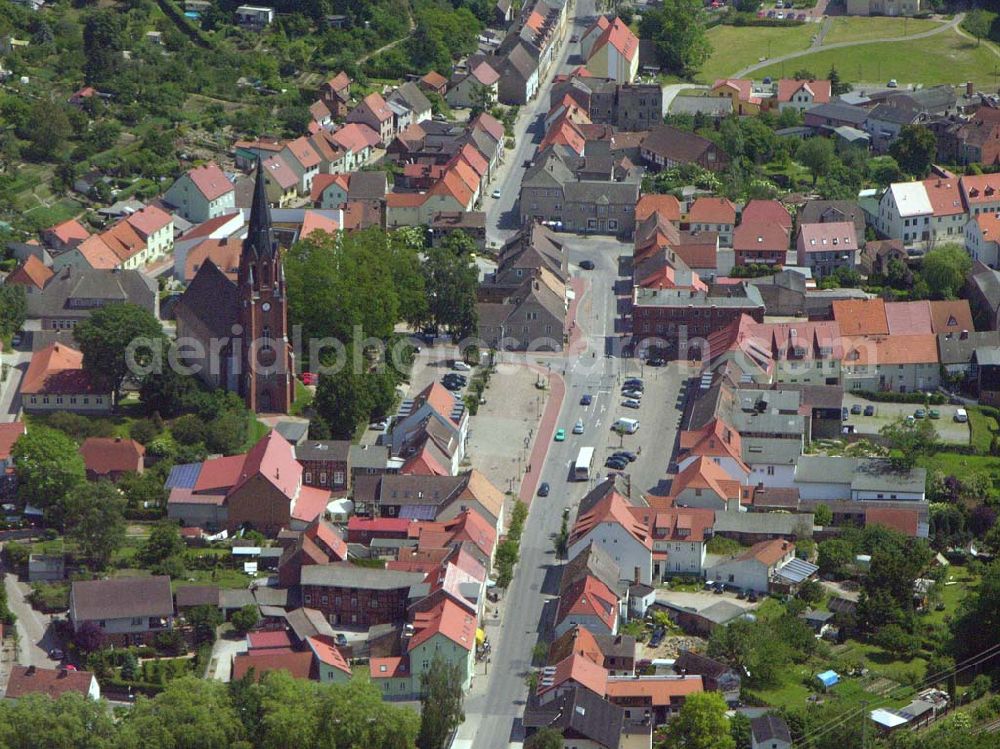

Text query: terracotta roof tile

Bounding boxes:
[79,437,144,476]
[6,255,53,290]
[688,196,737,224]
[186,163,233,202]
[832,299,889,335]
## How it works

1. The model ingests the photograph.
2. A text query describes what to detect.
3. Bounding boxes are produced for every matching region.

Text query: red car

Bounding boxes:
[300,372,317,386]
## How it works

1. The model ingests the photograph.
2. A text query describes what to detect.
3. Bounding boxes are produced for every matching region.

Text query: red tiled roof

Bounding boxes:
[929,300,974,334]
[776,78,831,105]
[186,163,233,202]
[331,123,380,153]
[604,675,704,704]
[299,211,339,240]
[232,430,300,499]
[960,173,1000,206]
[636,194,681,223]
[263,155,298,191]
[471,61,500,86]
[415,381,463,425]
[471,112,505,144]
[182,212,242,240]
[797,221,856,255]
[247,630,293,650]
[832,299,889,336]
[285,136,321,170]
[592,16,638,62]
[20,343,99,396]
[0,422,25,462]
[733,221,789,252]
[347,516,412,535]
[76,235,120,270]
[194,453,246,493]
[326,71,350,94]
[865,507,919,537]
[291,485,332,524]
[741,199,792,229]
[306,635,351,675]
[688,196,737,224]
[667,456,742,503]
[360,92,393,123]
[539,652,608,697]
[45,218,90,245]
[712,79,757,103]
[556,574,618,631]
[409,598,476,651]
[310,173,345,203]
[6,255,53,290]
[5,666,96,699]
[79,437,144,476]
[370,656,409,679]
[420,71,448,90]
[232,650,313,682]
[736,539,794,566]
[185,238,241,282]
[570,491,651,549]
[922,177,964,216]
[125,205,172,238]
[885,301,933,335]
[843,334,939,366]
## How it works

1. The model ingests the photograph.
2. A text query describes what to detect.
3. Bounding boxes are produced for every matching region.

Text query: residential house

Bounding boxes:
[311,173,350,210]
[80,437,144,481]
[5,255,53,294]
[776,79,832,112]
[635,504,716,578]
[390,382,469,474]
[235,5,274,29]
[966,210,1000,267]
[798,199,867,247]
[803,102,870,131]
[295,440,351,491]
[69,576,174,646]
[306,635,353,684]
[20,343,110,415]
[688,197,737,247]
[554,573,621,637]
[279,137,322,195]
[568,488,653,585]
[579,15,610,60]
[733,217,790,268]
[674,650,741,705]
[523,688,626,749]
[665,456,744,511]
[347,93,395,146]
[751,714,793,749]
[446,62,500,109]
[548,624,636,676]
[708,539,797,594]
[389,82,433,126]
[710,78,764,116]
[41,219,89,252]
[124,205,174,261]
[4,666,101,701]
[318,72,351,119]
[300,564,425,628]
[968,261,1000,330]
[25,266,156,331]
[261,155,299,208]
[955,106,1000,165]
[163,163,236,223]
[842,333,940,392]
[276,517,349,588]
[938,329,1000,379]
[477,273,566,351]
[796,221,858,277]
[494,42,540,104]
[585,16,639,83]
[974,347,1000,405]
[419,71,448,97]
[232,650,314,682]
[793,456,927,502]
[604,674,704,725]
[641,125,729,173]
[615,83,666,130]
[875,178,963,247]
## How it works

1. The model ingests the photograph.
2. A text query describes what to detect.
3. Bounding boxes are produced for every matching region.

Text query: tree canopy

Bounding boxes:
[11,425,85,526]
[639,0,712,76]
[889,125,937,179]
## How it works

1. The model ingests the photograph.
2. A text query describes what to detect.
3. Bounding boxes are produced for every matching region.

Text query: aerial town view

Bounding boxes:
[4,0,1000,747]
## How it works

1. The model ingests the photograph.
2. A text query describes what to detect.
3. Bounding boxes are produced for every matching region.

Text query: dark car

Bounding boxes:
[580,393,593,406]
[334,634,348,647]
[842,407,849,420]
[579,260,595,270]
[537,482,550,497]
[864,405,875,416]
[623,379,644,390]
[713,583,725,594]
[605,457,627,470]
[613,451,638,463]
[747,591,758,603]
[646,357,666,367]
[851,404,862,415]
[648,627,666,648]
[442,380,463,391]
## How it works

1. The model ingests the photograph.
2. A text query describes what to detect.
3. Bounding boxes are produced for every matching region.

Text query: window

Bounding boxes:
[305,471,312,483]
[321,595,328,605]
[131,617,142,626]
[334,471,345,485]
[320,472,328,485]
[305,594,313,604]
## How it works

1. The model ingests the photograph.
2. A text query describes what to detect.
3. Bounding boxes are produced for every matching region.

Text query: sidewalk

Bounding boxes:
[517,368,566,503]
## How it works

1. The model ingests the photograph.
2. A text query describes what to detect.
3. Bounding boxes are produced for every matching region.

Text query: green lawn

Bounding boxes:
[919,451,1000,487]
[823,16,943,44]
[753,29,1000,87]
[968,407,998,454]
[698,24,816,82]
[290,379,314,417]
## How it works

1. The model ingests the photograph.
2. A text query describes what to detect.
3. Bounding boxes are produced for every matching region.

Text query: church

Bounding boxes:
[175,160,295,414]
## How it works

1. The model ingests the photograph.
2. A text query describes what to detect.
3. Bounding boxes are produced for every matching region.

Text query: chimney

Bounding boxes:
[633,566,640,584]
[968,81,975,97]
[25,666,36,676]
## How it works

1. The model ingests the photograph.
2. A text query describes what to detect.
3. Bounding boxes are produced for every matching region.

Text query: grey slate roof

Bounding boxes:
[938,331,1000,365]
[347,171,387,201]
[390,81,432,116]
[71,576,173,622]
[296,440,351,462]
[561,541,626,597]
[974,346,1000,367]
[794,456,926,494]
[711,511,814,537]
[751,714,792,744]
[669,95,733,117]
[523,688,624,749]
[867,102,920,125]
[300,563,425,589]
[26,267,157,320]
[805,101,869,125]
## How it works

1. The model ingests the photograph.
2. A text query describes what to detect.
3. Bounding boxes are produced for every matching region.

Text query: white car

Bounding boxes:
[452,361,472,371]
[491,188,501,198]
[572,419,585,434]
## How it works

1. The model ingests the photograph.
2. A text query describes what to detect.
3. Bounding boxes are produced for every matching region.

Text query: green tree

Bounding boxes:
[0,284,26,338]
[889,125,937,178]
[0,692,118,748]
[639,0,711,76]
[730,711,751,749]
[527,727,564,749]
[64,481,126,568]
[796,137,836,185]
[817,539,853,577]
[879,417,939,469]
[422,243,479,340]
[186,604,223,645]
[869,155,904,186]
[11,426,85,525]
[814,503,833,527]
[231,604,260,635]
[73,302,165,407]
[315,363,374,440]
[82,10,124,87]
[919,243,972,299]
[659,692,735,749]
[792,68,816,80]
[828,66,851,95]
[417,655,465,749]
[139,522,185,566]
[964,9,993,46]
[25,99,71,162]
[951,558,1000,659]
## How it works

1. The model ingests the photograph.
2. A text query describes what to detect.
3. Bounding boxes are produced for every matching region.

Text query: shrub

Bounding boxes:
[129,419,160,444]
[231,604,260,635]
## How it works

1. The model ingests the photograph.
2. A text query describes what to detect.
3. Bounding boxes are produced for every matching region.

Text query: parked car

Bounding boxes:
[369,420,388,431]
[537,482,550,497]
[887,78,898,87]
[624,378,644,388]
[648,627,666,648]
[842,407,849,420]
[747,591,758,603]
[646,357,666,367]
[579,260,595,270]
[622,389,643,399]
[914,408,926,419]
[928,408,941,419]
[580,393,593,406]
[441,379,463,391]
[573,419,585,435]
[491,188,501,198]
[621,398,641,409]
[452,361,472,371]
[605,456,627,470]
[864,405,875,417]
[554,428,566,441]
[613,451,637,463]
[851,404,862,415]
[955,408,969,423]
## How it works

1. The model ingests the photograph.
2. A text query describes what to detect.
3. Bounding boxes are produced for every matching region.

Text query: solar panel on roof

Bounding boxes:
[165,462,202,489]
[777,557,818,584]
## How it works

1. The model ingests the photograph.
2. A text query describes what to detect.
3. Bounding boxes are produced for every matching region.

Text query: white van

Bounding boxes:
[614,417,640,434]
[954,408,968,423]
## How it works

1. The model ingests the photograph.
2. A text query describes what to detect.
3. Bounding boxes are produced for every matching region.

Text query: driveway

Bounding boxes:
[207,632,247,682]
[0,351,30,423]
[841,393,970,444]
[3,573,60,667]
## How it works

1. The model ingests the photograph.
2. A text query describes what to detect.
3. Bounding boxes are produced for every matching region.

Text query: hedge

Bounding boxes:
[855,391,946,405]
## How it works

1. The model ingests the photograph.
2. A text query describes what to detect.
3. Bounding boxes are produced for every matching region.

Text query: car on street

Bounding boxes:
[491,188,501,198]
[605,456,627,470]
[537,482,550,497]
[864,405,875,416]
[621,398,641,409]
[554,428,566,441]
[579,260,595,270]
[928,408,941,419]
[369,420,388,431]
[580,393,593,406]
[452,361,472,371]
[842,408,849,420]
[914,408,926,419]
[573,419,585,434]
[613,451,637,462]
[887,78,898,87]
[646,357,665,367]
[851,404,862,415]
[570,33,579,42]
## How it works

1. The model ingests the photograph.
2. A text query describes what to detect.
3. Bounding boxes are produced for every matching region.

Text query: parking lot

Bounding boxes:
[842,393,971,444]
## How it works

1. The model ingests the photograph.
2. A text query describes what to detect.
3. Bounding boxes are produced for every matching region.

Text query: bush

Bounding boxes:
[231,604,260,635]
[857,390,946,405]
[5,541,30,569]
[129,419,160,444]
[28,582,70,613]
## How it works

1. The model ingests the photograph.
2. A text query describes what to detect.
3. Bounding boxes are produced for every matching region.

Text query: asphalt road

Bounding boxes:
[4,572,60,667]
[482,0,598,249]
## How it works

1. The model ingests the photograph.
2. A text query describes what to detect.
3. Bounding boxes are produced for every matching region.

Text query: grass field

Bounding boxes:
[699,24,816,82]
[823,16,943,44]
[968,406,998,453]
[753,29,1000,87]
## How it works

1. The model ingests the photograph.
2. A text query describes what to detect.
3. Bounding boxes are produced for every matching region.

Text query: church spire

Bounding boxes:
[244,157,276,261]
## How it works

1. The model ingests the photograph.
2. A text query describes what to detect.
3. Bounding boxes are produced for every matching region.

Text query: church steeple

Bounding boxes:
[244,157,276,261]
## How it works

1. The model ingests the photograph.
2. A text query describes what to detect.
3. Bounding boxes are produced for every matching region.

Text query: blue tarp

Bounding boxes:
[817,670,840,688]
